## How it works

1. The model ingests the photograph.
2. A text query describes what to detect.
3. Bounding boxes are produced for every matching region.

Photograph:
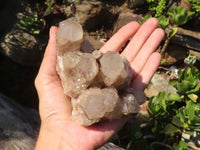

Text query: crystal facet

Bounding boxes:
[56,18,146,126]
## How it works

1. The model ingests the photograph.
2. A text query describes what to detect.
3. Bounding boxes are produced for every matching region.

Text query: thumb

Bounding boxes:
[35,26,72,121]
[39,26,58,76]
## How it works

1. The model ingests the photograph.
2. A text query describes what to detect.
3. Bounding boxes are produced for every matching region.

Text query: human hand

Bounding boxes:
[34,18,164,150]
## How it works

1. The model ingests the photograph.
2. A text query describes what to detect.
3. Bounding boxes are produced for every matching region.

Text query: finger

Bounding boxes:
[130,28,164,78]
[35,26,59,92]
[39,26,58,76]
[100,21,140,53]
[132,52,161,91]
[121,18,159,62]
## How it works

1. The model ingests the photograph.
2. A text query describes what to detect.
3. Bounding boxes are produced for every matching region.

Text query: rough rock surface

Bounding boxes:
[0,93,40,150]
[56,18,145,126]
[162,44,188,66]
[0,28,47,66]
[0,1,48,66]
[113,12,143,34]
[144,73,177,98]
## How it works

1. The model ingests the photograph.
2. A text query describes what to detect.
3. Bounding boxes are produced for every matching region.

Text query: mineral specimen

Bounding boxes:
[56,18,146,126]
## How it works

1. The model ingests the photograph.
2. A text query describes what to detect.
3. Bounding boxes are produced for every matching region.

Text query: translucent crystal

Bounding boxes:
[99,51,132,89]
[56,18,145,126]
[56,18,84,56]
[72,88,120,126]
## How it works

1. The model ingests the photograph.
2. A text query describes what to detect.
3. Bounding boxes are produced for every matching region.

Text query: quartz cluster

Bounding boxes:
[56,18,146,126]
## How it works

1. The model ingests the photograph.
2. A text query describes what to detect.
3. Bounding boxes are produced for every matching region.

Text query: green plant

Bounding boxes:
[142,0,170,30]
[184,55,197,65]
[19,13,45,34]
[148,66,200,146]
[111,123,152,150]
[44,0,54,16]
[141,14,169,29]
[167,7,195,26]
[157,15,169,29]
[18,0,56,34]
[187,0,200,19]
[173,141,187,150]
[144,2,196,56]
[147,0,168,17]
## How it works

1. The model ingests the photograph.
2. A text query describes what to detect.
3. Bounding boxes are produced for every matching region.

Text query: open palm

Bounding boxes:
[35,18,164,150]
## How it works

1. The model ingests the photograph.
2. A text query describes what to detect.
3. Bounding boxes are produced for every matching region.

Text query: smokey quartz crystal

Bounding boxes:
[56,18,146,126]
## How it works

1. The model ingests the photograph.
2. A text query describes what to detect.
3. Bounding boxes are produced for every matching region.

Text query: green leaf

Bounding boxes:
[19,19,26,26]
[144,15,152,21]
[169,27,178,39]
[172,116,186,128]
[179,68,200,86]
[187,11,195,19]
[148,92,167,116]
[164,123,181,135]
[160,58,166,64]
[169,78,178,87]
[32,29,40,34]
[188,93,198,103]
[158,15,169,29]
[139,15,152,24]
[184,55,197,65]
[176,81,191,93]
[190,81,200,93]
[186,100,196,120]
[176,107,187,125]
[191,116,200,127]
[174,141,187,150]
[184,79,195,87]
[148,99,162,116]
[166,93,183,102]
[168,7,195,26]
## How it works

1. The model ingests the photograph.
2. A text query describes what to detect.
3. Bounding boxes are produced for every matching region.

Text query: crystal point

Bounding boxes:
[56,18,145,126]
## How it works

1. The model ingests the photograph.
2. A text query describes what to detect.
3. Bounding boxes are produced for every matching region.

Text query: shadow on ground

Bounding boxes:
[0,52,39,109]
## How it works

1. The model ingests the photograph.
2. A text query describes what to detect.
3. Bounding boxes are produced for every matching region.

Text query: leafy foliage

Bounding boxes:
[187,0,200,19]
[148,66,200,147]
[111,123,153,150]
[19,13,45,34]
[157,15,169,29]
[143,0,198,29]
[173,141,187,150]
[140,14,169,29]
[148,0,167,17]
[145,0,169,29]
[168,7,195,26]
[114,66,200,149]
[18,0,55,34]
[184,55,197,65]
[140,1,197,60]
[44,0,55,16]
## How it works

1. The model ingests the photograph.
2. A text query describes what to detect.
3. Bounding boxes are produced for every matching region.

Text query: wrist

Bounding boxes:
[35,123,75,150]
